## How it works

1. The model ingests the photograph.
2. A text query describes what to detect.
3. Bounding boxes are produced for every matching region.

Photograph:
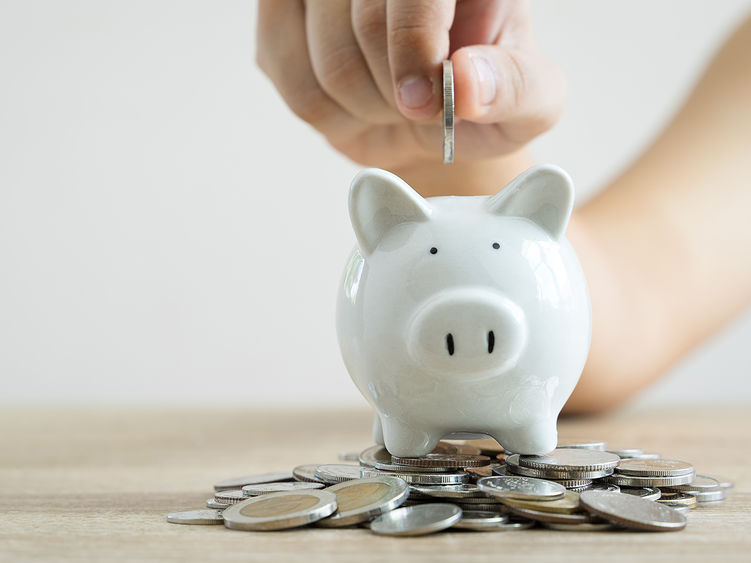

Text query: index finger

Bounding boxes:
[387,0,455,120]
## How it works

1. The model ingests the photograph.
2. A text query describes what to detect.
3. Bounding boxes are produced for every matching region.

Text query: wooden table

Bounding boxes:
[1,406,748,561]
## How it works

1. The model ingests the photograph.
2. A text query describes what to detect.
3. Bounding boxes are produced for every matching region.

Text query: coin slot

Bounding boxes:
[430,247,438,255]
[488,331,495,354]
[492,242,500,249]
[446,333,454,356]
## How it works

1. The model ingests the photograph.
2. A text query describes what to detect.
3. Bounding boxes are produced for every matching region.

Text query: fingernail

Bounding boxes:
[471,54,496,106]
[397,76,433,110]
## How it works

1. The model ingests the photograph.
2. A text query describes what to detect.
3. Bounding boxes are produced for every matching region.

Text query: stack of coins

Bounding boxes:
[166,438,732,535]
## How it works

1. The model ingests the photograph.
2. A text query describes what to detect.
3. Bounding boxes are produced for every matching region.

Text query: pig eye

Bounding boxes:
[429,247,438,255]
[492,242,501,249]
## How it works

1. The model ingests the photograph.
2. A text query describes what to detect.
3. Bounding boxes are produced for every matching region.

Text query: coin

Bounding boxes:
[214,489,247,504]
[551,478,593,489]
[557,439,607,451]
[656,491,697,507]
[685,488,726,503]
[542,522,614,532]
[361,468,469,485]
[588,482,620,493]
[619,487,661,501]
[478,476,566,500]
[660,502,691,515]
[242,481,324,496]
[370,503,462,536]
[409,484,485,499]
[314,464,363,484]
[292,464,325,483]
[452,510,509,530]
[506,505,598,524]
[496,490,582,514]
[318,476,409,527]
[519,449,620,472]
[442,60,454,164]
[670,474,722,492]
[206,498,229,509]
[467,465,496,480]
[616,458,694,477]
[222,490,338,531]
[608,472,694,487]
[167,509,224,525]
[579,490,687,532]
[338,452,360,462]
[391,453,491,469]
[506,454,612,480]
[214,472,294,492]
[607,448,644,458]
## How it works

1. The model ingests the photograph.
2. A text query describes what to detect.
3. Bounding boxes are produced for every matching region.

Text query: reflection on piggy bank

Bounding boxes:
[336,165,591,457]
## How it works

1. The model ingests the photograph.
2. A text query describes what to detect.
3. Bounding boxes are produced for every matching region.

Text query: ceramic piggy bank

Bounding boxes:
[336,164,591,457]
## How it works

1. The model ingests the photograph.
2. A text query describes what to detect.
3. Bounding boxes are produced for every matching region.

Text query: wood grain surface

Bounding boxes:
[1,406,748,561]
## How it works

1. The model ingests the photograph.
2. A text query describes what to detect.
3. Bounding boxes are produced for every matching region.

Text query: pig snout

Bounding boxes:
[407,288,527,378]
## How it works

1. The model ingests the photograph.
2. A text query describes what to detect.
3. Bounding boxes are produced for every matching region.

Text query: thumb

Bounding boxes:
[386,0,456,120]
[452,44,566,134]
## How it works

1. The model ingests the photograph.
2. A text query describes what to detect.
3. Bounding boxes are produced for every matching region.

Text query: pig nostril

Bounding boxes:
[446,333,454,356]
[488,331,495,354]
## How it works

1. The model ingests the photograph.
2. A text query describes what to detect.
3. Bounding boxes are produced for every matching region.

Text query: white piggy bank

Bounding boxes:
[336,164,591,457]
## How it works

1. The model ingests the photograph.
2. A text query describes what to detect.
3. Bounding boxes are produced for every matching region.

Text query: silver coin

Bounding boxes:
[656,492,697,507]
[167,509,223,525]
[317,476,409,527]
[670,474,722,492]
[519,449,620,472]
[206,498,229,509]
[552,478,593,489]
[579,490,687,532]
[391,453,491,469]
[214,489,246,504]
[453,510,509,530]
[314,464,363,484]
[557,439,607,451]
[506,454,612,480]
[409,484,486,499]
[506,505,598,524]
[442,60,454,164]
[685,488,726,503]
[374,459,453,473]
[338,451,360,462]
[478,476,566,500]
[361,468,469,485]
[607,448,644,458]
[292,464,325,483]
[222,490,337,531]
[491,464,509,476]
[620,487,661,501]
[588,482,620,493]
[542,522,614,532]
[370,503,462,536]
[716,476,734,489]
[616,458,694,477]
[660,502,691,515]
[454,502,508,512]
[453,496,505,505]
[608,472,694,487]
[214,471,294,491]
[242,481,324,496]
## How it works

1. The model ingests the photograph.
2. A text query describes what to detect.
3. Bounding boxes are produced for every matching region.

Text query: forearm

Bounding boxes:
[566,15,751,413]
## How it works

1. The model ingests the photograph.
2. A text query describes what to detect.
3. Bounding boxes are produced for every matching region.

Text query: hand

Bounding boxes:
[257,0,566,170]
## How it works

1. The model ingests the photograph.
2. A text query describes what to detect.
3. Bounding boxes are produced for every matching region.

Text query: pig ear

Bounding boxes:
[349,168,432,255]
[486,164,574,239]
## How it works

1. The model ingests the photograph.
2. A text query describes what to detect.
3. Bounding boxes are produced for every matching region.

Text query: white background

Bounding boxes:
[1,0,749,409]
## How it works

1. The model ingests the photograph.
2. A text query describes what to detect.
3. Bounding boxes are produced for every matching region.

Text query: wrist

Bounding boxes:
[390,149,534,197]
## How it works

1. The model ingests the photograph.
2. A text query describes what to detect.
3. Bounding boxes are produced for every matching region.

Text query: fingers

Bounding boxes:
[256,0,361,137]
[451,44,566,138]
[351,0,394,105]
[306,0,396,124]
[386,0,456,119]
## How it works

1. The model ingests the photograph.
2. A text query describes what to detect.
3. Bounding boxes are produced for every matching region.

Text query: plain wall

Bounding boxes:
[1,0,749,409]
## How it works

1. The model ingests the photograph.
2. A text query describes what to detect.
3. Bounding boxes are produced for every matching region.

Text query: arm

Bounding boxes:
[401,16,751,413]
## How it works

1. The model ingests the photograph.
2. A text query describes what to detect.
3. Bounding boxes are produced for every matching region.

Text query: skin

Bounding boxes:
[257,1,751,414]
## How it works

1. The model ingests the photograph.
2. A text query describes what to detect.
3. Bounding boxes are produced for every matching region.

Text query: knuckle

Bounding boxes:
[283,86,333,127]
[313,44,364,94]
[352,2,386,46]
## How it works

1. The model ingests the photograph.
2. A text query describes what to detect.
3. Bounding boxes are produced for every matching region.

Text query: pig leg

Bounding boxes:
[491,417,558,455]
[372,413,384,445]
[381,417,440,457]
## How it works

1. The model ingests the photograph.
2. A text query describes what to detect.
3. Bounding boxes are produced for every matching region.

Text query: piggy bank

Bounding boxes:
[336,164,591,457]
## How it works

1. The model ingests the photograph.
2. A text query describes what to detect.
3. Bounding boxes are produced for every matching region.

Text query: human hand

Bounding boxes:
[257,0,566,170]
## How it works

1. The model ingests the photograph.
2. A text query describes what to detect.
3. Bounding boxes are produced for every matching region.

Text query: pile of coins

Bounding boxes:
[167,439,732,535]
